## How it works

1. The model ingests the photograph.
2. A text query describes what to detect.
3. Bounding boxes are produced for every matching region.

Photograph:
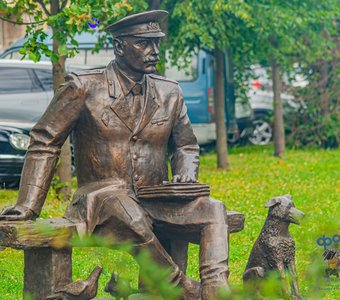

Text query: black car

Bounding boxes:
[0,60,76,188]
[0,121,31,188]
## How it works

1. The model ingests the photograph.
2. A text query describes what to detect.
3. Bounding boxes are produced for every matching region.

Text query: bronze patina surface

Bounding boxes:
[243,195,304,300]
[0,10,230,299]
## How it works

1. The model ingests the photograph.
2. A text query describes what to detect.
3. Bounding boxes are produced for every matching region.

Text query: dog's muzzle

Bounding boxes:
[289,207,305,225]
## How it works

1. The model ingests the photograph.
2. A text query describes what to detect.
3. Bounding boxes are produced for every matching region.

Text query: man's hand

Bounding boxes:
[172,174,198,183]
[0,205,36,221]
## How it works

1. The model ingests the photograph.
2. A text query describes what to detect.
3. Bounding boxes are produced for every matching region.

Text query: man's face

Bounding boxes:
[120,36,161,75]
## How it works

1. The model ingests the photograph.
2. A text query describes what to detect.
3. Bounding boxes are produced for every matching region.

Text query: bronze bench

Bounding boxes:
[0,211,244,299]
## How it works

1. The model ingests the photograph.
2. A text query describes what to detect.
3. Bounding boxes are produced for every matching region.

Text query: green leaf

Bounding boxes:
[45,49,54,57]
[58,44,68,56]
[70,39,79,47]
[28,52,38,62]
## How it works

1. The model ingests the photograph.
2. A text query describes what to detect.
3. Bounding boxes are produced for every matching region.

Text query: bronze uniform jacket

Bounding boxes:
[16,61,200,233]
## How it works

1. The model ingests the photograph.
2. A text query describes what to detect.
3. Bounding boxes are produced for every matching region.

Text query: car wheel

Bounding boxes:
[248,116,272,145]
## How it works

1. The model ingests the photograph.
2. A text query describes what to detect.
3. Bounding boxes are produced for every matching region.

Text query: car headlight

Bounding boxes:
[9,133,30,150]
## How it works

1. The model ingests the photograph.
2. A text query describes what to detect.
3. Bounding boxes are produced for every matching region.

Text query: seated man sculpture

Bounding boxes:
[0,10,229,300]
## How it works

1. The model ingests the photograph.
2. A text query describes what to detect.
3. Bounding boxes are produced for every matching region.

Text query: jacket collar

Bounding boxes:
[115,66,145,96]
[106,61,159,133]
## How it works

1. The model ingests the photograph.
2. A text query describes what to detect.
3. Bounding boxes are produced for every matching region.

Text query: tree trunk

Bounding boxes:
[317,60,330,117]
[214,48,229,169]
[225,48,238,139]
[148,0,161,9]
[270,57,285,157]
[51,0,72,201]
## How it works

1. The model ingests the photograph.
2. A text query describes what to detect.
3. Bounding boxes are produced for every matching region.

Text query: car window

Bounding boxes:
[0,52,13,59]
[165,54,198,82]
[35,69,53,91]
[67,49,87,65]
[0,68,36,94]
[66,49,113,67]
[11,51,28,60]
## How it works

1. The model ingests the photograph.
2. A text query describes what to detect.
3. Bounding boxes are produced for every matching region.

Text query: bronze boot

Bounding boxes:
[179,274,201,300]
[200,224,230,300]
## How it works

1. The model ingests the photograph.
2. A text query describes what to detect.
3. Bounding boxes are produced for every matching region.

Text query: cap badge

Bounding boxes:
[147,22,160,31]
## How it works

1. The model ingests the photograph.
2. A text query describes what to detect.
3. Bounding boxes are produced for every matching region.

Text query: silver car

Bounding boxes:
[247,65,307,145]
[0,60,77,187]
[0,60,54,114]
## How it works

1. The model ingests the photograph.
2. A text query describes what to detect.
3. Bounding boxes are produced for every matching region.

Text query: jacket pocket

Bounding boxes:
[101,111,110,127]
[151,117,169,126]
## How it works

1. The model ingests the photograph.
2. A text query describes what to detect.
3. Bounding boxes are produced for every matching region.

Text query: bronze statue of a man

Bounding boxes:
[0,10,229,299]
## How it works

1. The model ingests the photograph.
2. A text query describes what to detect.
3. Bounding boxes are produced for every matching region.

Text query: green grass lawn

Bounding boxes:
[0,145,339,299]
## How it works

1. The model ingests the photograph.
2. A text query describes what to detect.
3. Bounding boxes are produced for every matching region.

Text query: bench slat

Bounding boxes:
[0,218,76,250]
[0,210,245,250]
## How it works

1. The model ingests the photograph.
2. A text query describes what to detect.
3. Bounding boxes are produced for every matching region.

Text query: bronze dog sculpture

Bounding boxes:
[243,195,304,299]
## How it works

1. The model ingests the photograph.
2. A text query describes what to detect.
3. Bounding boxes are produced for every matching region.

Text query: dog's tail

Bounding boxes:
[243,267,265,282]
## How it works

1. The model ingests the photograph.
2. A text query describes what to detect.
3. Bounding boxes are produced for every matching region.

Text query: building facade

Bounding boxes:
[0,14,26,54]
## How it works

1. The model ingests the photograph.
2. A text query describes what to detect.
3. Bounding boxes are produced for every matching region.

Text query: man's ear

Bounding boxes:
[113,38,124,57]
[265,197,281,208]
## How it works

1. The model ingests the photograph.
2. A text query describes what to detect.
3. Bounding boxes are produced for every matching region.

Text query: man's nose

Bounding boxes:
[151,41,160,55]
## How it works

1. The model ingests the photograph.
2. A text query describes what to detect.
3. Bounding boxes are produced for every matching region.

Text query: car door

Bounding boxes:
[0,67,50,121]
[165,51,217,145]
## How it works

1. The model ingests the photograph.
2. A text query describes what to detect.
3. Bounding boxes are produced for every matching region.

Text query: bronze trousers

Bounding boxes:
[93,193,229,292]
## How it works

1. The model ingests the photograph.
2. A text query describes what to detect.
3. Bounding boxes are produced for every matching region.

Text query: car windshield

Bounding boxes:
[165,53,198,81]
[3,51,50,61]
[3,49,113,68]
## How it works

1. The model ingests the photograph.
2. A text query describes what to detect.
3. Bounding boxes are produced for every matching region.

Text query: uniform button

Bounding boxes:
[134,175,139,181]
[132,135,138,141]
[132,154,137,160]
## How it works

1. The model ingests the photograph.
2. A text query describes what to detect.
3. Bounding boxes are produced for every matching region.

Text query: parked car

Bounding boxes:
[0,121,31,188]
[165,51,254,145]
[1,32,254,146]
[247,65,307,145]
[0,60,76,188]
[0,31,112,67]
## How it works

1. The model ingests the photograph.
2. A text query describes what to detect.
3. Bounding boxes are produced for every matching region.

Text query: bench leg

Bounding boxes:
[23,248,72,300]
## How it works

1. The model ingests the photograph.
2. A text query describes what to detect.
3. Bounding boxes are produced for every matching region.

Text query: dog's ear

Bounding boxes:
[284,194,292,200]
[265,197,281,208]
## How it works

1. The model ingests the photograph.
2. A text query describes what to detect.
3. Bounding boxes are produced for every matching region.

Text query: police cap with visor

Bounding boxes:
[105,10,168,38]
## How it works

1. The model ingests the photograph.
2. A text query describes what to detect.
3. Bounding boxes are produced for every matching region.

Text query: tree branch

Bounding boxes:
[61,0,69,10]
[0,15,47,25]
[34,0,51,16]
